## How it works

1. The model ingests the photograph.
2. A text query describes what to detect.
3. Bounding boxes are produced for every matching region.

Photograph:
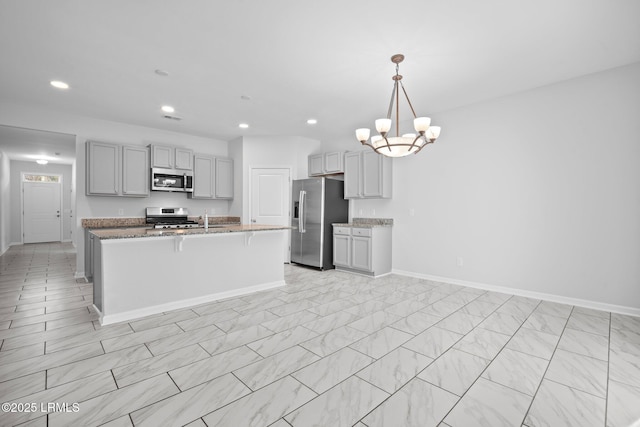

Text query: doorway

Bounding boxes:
[22,173,62,243]
[250,167,291,263]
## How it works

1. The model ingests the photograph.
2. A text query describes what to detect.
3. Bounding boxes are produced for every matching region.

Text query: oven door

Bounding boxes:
[151,168,194,192]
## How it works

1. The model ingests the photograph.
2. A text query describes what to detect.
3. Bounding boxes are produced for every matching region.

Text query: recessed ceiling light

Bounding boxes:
[238,123,249,129]
[36,159,48,165]
[50,80,69,89]
[307,119,318,125]
[155,69,170,76]
[161,105,175,113]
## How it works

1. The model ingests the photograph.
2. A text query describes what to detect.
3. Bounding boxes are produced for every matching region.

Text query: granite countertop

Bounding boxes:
[82,216,241,229]
[90,224,290,240]
[333,217,394,228]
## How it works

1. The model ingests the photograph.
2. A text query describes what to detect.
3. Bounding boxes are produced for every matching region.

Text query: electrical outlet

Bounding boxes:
[457,257,464,267]
[359,209,363,215]
[211,208,216,214]
[372,209,376,216]
[118,209,124,216]
[409,208,415,216]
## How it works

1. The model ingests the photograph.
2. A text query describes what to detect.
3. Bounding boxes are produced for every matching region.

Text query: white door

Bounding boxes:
[251,168,291,262]
[23,181,62,243]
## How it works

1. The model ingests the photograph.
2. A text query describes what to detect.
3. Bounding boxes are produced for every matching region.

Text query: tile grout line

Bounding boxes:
[434,297,543,425]
[517,304,574,426]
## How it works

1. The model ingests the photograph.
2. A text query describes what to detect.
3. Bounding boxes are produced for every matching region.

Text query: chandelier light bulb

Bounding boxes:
[356,128,370,142]
[426,126,441,140]
[375,119,392,134]
[414,117,431,132]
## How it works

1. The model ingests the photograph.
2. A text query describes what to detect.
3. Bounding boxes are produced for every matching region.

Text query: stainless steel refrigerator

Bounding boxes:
[291,177,349,270]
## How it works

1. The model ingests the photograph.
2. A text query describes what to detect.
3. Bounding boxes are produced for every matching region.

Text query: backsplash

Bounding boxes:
[352,217,394,226]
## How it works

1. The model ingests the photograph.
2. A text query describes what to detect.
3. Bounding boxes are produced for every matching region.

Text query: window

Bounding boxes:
[23,174,60,183]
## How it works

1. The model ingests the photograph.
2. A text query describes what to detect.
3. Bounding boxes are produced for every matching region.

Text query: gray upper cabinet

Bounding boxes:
[191,154,214,199]
[121,145,150,196]
[308,154,324,176]
[344,150,392,199]
[324,151,344,174]
[86,141,149,197]
[344,151,361,199]
[215,158,234,199]
[174,148,194,170]
[150,145,193,170]
[190,154,233,200]
[308,151,344,176]
[87,141,119,196]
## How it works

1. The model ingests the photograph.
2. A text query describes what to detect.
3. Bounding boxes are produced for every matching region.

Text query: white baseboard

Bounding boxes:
[100,280,286,325]
[392,269,640,318]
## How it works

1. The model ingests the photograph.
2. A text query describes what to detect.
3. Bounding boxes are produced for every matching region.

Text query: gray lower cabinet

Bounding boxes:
[91,234,103,312]
[344,150,392,199]
[333,226,392,276]
[190,154,234,199]
[86,141,149,197]
[84,229,102,312]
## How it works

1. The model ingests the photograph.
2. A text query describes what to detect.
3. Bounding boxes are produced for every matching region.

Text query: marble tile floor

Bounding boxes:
[0,242,639,426]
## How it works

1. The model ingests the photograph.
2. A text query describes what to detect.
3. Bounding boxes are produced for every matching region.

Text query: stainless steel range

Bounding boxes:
[145,207,200,229]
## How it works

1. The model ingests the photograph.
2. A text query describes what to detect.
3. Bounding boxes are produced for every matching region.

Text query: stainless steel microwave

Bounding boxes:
[151,168,194,192]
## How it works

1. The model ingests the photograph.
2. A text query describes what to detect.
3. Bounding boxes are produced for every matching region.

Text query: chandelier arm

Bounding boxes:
[382,135,393,153]
[399,81,418,118]
[386,81,397,120]
[409,135,422,151]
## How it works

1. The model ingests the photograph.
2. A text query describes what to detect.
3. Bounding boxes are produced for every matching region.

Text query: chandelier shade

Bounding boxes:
[355,54,442,158]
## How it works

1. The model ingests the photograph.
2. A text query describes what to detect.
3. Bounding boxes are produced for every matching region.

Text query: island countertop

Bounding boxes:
[90,224,291,240]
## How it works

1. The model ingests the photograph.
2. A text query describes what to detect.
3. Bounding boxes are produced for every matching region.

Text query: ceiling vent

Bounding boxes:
[163,115,182,121]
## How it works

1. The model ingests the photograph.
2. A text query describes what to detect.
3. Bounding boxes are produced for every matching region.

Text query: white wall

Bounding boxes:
[9,161,73,243]
[326,62,640,311]
[0,151,10,255]
[228,137,244,218]
[234,135,321,223]
[0,101,230,275]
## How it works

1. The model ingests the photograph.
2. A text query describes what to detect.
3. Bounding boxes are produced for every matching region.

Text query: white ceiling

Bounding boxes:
[0,0,639,155]
[0,125,75,164]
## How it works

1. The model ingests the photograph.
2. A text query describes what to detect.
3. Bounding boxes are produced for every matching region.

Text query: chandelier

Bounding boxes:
[356,54,441,158]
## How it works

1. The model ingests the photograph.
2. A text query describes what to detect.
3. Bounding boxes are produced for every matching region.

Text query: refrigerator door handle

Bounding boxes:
[299,190,306,233]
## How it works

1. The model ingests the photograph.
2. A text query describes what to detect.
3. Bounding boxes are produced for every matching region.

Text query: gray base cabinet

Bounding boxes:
[333,226,392,276]
[86,141,149,197]
[344,150,392,199]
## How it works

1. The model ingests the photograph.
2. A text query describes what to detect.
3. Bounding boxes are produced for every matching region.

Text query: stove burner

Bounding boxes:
[153,222,199,229]
[146,207,200,229]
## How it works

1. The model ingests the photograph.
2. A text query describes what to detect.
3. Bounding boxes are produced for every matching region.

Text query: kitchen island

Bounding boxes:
[89,224,289,325]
